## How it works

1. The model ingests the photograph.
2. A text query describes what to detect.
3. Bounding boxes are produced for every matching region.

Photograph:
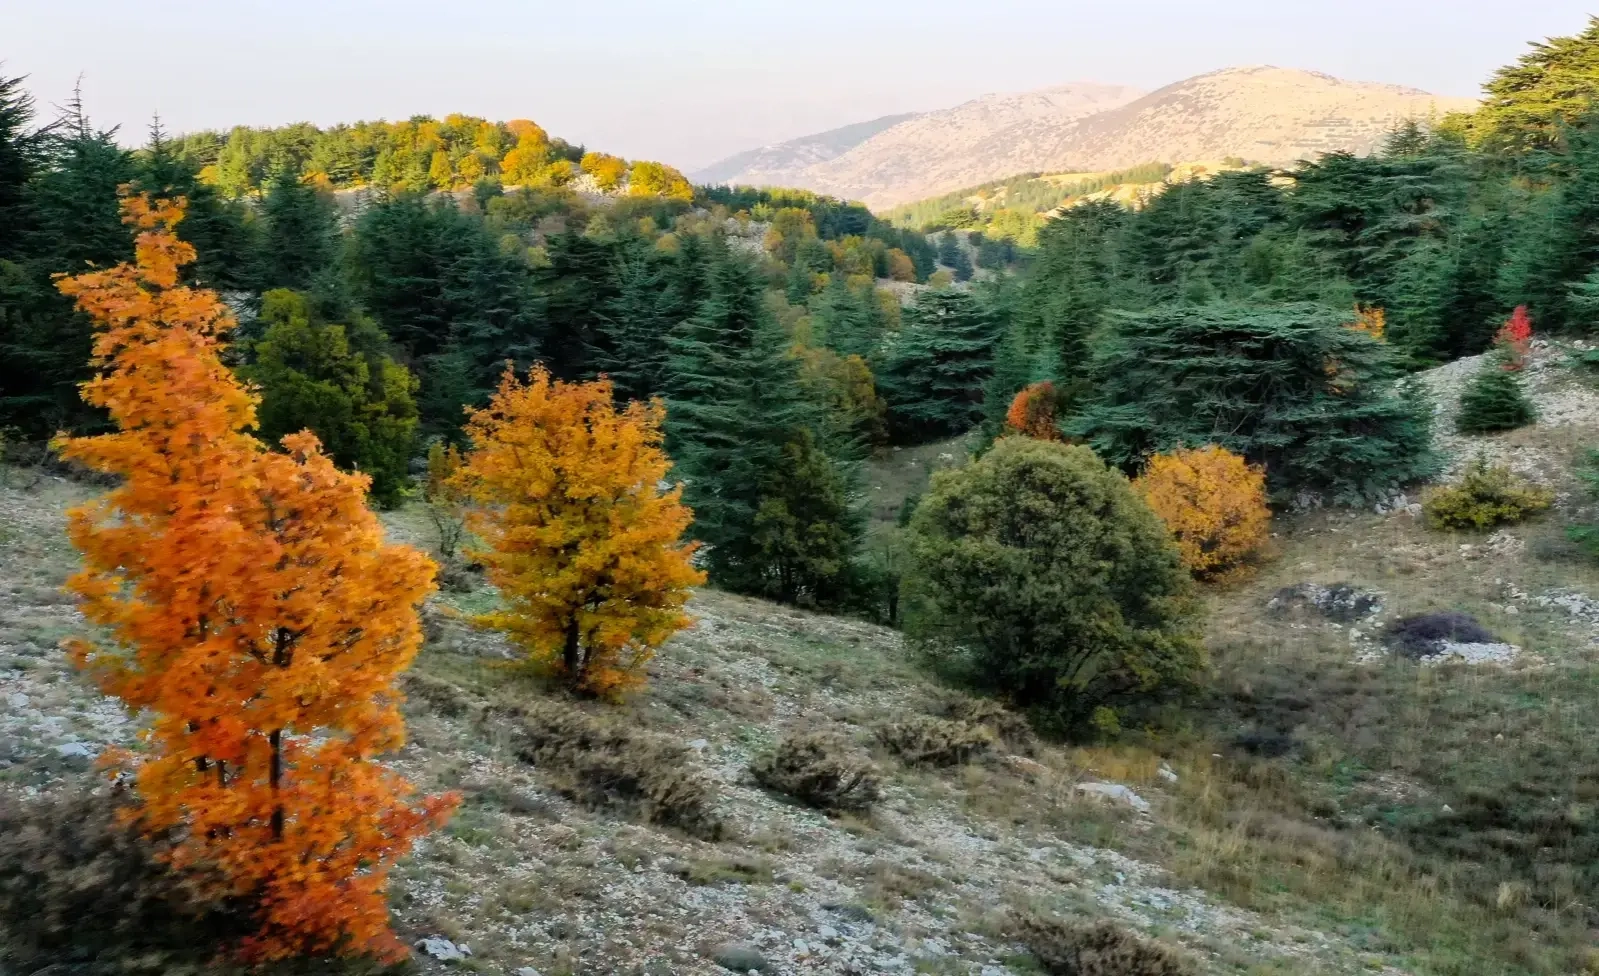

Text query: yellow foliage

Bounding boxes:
[1133,445,1270,580]
[1350,304,1386,341]
[455,366,705,696]
[581,151,629,192]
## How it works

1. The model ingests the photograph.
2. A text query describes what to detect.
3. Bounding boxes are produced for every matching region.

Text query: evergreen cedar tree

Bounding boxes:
[52,194,456,962]
[905,438,1204,734]
[1133,445,1271,580]
[1072,303,1436,503]
[1004,381,1062,440]
[456,365,704,696]
[1457,306,1538,434]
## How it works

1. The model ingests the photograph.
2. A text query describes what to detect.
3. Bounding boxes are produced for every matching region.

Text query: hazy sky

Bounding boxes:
[6,1,1594,171]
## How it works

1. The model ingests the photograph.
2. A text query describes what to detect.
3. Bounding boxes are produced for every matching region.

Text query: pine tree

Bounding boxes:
[256,171,339,292]
[1457,358,1537,433]
[594,242,673,402]
[877,288,1000,443]
[750,428,862,607]
[665,243,832,593]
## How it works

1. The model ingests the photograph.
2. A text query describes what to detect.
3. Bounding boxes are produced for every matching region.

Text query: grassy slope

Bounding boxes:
[5,346,1599,974]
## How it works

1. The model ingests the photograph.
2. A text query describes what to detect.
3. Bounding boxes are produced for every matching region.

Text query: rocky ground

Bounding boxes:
[8,344,1599,975]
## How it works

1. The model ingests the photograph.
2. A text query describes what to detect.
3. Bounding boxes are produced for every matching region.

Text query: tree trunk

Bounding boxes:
[268,729,284,840]
[563,619,582,683]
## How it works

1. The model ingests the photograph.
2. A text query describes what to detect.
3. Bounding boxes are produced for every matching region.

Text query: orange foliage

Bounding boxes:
[52,193,456,964]
[1004,381,1061,440]
[1496,304,1533,371]
[455,366,705,697]
[1350,304,1386,341]
[1133,445,1270,580]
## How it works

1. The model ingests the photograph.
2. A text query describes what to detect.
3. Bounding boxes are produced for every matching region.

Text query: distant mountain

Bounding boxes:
[691,82,1143,197]
[700,68,1476,210]
[690,113,920,187]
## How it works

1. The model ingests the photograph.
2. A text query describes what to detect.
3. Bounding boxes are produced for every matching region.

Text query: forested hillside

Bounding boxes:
[13,14,1599,976]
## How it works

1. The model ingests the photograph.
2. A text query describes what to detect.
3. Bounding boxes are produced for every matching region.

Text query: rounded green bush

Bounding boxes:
[904,438,1205,734]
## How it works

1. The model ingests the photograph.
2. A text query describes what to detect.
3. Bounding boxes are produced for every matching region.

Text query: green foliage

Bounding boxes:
[884,162,1174,236]
[1422,456,1554,530]
[241,289,419,507]
[904,438,1204,734]
[666,243,860,602]
[750,428,863,607]
[750,730,881,813]
[1461,15,1599,154]
[1456,358,1537,433]
[878,288,1002,443]
[256,173,339,292]
[1073,303,1437,502]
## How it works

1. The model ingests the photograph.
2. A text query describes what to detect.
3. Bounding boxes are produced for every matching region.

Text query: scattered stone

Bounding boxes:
[710,941,771,973]
[515,968,542,976]
[1002,754,1050,781]
[1430,641,1520,665]
[1382,611,1502,660]
[1267,582,1382,622]
[1157,764,1179,784]
[54,741,93,758]
[416,937,471,962]
[1076,781,1152,813]
[687,738,710,752]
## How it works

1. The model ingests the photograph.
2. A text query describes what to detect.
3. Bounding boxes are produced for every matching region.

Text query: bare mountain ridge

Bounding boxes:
[691,112,920,187]
[695,66,1477,210]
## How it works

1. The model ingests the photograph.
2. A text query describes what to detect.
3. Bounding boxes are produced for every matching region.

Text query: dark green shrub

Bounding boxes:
[0,788,245,974]
[488,700,723,839]
[1382,611,1499,659]
[1018,916,1195,976]
[905,438,1204,734]
[750,730,881,813]
[1072,303,1436,502]
[875,714,994,766]
[1421,457,1553,529]
[1456,360,1536,433]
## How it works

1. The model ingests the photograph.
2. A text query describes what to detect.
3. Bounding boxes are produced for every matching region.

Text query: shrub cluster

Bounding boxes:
[1381,611,1500,659]
[0,788,245,974]
[750,730,881,813]
[876,714,995,766]
[1421,457,1553,530]
[489,700,723,838]
[904,438,1205,734]
[946,696,1039,755]
[1017,915,1195,976]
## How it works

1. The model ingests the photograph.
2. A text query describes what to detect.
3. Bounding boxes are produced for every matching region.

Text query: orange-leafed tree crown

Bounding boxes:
[1133,444,1270,581]
[456,365,705,696]
[54,192,455,963]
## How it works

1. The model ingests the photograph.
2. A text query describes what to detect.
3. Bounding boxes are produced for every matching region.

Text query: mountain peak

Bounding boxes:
[695,66,1476,209]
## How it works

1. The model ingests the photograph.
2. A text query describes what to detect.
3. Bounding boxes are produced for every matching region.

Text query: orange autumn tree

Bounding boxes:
[1133,444,1270,580]
[456,365,705,696]
[53,193,456,963]
[1004,381,1062,440]
[1496,304,1533,370]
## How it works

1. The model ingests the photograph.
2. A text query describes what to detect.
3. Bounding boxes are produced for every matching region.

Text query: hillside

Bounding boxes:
[10,341,1599,974]
[700,67,1474,210]
[691,113,920,187]
[692,82,1145,205]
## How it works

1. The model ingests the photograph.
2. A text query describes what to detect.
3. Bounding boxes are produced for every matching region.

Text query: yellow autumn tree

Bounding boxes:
[1133,445,1270,580]
[580,151,629,192]
[455,365,704,696]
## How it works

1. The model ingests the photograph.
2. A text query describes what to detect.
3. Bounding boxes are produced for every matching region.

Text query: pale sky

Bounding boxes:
[5,1,1594,171]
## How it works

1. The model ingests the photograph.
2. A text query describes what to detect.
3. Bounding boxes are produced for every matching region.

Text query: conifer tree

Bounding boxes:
[457,366,703,695]
[665,244,845,594]
[256,171,339,292]
[54,194,454,962]
[878,288,1000,443]
[1456,362,1536,434]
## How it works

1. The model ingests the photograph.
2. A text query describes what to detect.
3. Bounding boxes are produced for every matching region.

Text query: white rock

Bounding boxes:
[1076,781,1151,813]
[416,936,471,961]
[515,968,542,976]
[5,693,28,709]
[687,738,710,751]
[55,742,93,758]
[1157,765,1179,784]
